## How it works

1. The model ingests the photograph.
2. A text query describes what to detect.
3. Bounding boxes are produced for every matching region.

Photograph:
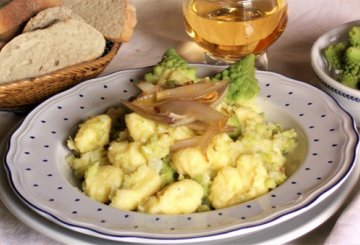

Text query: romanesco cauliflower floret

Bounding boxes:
[82,163,123,203]
[212,54,259,105]
[340,46,360,88]
[341,72,359,89]
[323,26,360,89]
[171,147,210,178]
[144,48,197,86]
[73,114,111,153]
[110,165,162,211]
[349,26,360,47]
[108,141,147,174]
[138,179,203,214]
[324,42,346,70]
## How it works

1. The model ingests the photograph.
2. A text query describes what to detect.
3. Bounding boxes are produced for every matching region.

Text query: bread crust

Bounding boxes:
[0,0,63,34]
[62,0,136,43]
[117,1,137,42]
[0,19,105,84]
[23,6,84,33]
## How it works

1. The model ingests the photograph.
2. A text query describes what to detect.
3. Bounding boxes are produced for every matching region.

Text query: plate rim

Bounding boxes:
[1,122,359,245]
[3,65,359,243]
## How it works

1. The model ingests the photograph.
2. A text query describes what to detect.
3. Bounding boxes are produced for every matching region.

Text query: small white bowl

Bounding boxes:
[311,20,360,126]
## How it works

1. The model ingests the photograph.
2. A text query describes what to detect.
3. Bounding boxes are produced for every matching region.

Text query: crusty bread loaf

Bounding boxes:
[0,19,105,84]
[23,6,84,32]
[63,0,136,42]
[0,0,63,42]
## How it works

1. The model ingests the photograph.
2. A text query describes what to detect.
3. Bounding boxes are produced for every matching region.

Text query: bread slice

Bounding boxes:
[0,19,105,84]
[63,0,136,42]
[23,6,84,32]
[0,0,63,42]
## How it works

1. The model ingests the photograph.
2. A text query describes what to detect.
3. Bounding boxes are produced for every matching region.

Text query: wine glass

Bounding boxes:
[183,0,288,69]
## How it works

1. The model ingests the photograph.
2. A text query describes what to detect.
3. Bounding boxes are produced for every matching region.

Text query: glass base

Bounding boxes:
[204,52,269,70]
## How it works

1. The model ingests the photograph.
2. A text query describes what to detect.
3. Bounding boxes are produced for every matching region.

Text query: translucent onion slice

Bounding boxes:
[170,126,224,157]
[121,100,175,124]
[170,136,202,152]
[210,85,229,108]
[156,82,213,101]
[135,81,160,93]
[132,93,156,106]
[185,121,209,131]
[198,126,220,156]
[156,80,229,101]
[169,113,197,127]
[186,121,236,133]
[156,100,228,127]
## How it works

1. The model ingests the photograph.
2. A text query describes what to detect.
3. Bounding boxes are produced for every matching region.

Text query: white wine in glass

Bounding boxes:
[183,0,288,66]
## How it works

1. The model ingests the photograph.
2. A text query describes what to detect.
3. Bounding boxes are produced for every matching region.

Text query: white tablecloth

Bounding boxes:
[1,0,360,244]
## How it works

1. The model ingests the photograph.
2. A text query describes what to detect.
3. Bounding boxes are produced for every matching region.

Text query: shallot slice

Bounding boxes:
[156,80,229,101]
[170,136,202,152]
[198,126,219,156]
[121,100,174,124]
[156,100,228,127]
[186,121,236,133]
[135,81,160,93]
[210,85,229,108]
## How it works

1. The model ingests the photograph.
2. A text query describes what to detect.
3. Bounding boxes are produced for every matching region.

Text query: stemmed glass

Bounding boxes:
[183,0,288,69]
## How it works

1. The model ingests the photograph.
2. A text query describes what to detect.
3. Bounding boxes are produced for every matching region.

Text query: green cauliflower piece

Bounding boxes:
[349,26,360,47]
[340,46,360,89]
[226,114,242,139]
[192,174,212,211]
[212,54,259,105]
[341,73,359,89]
[323,26,360,90]
[144,48,197,86]
[159,156,176,187]
[324,42,346,70]
[66,147,109,179]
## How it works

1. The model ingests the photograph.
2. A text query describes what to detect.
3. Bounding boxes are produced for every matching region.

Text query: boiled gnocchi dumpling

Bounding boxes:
[66,148,109,179]
[110,165,162,211]
[73,114,111,153]
[138,179,203,214]
[171,147,209,178]
[125,113,157,143]
[82,163,123,203]
[66,95,298,214]
[107,141,147,174]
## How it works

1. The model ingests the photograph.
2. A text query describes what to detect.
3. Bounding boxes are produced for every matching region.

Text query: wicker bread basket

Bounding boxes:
[0,41,121,112]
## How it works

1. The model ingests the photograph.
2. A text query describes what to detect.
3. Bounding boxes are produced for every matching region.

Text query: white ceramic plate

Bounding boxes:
[4,65,359,244]
[1,127,360,245]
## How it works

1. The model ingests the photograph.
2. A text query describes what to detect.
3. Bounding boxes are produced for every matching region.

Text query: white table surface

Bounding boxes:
[1,0,360,244]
